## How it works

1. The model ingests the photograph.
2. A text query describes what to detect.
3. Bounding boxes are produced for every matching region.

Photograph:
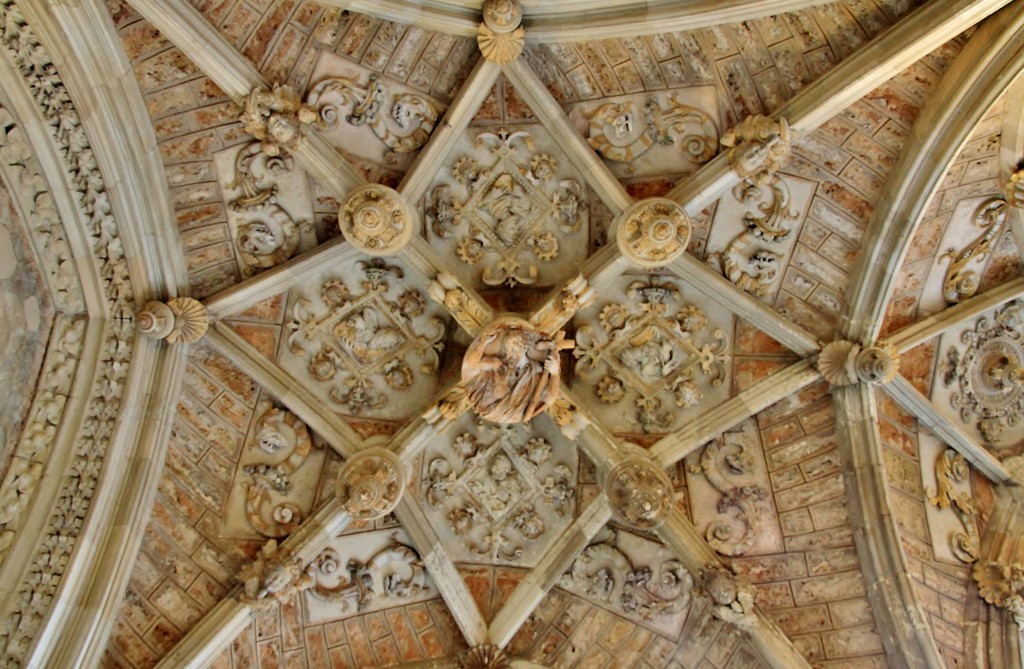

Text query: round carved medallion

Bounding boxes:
[336,447,406,519]
[339,185,414,256]
[482,0,521,32]
[615,198,691,268]
[606,457,674,529]
[853,343,899,384]
[138,298,209,344]
[462,316,572,424]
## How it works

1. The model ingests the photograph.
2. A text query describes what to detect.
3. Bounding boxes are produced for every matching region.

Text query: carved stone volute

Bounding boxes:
[138,298,209,344]
[720,115,791,187]
[336,447,406,520]
[237,539,314,608]
[605,457,674,529]
[615,198,691,268]
[339,184,415,255]
[459,644,510,669]
[477,0,524,64]
[1005,167,1024,209]
[240,84,316,155]
[700,563,757,629]
[817,340,899,385]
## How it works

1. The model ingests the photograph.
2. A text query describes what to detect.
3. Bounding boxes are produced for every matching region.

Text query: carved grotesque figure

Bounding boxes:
[461,317,572,424]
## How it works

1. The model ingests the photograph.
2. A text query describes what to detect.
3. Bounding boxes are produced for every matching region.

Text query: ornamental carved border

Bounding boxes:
[0,1,136,662]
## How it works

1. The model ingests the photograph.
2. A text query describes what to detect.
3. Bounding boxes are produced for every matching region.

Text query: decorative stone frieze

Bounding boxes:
[699,563,757,630]
[137,298,209,344]
[606,457,674,530]
[940,197,1007,305]
[817,340,899,386]
[583,95,718,166]
[462,316,573,424]
[308,533,429,612]
[942,300,1024,443]
[927,449,979,563]
[615,198,691,268]
[459,645,509,669]
[240,84,316,155]
[238,539,315,608]
[338,184,414,255]
[720,115,791,187]
[477,0,524,64]
[336,447,406,520]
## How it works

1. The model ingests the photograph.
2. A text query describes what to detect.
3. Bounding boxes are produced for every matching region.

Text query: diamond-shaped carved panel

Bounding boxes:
[420,414,577,567]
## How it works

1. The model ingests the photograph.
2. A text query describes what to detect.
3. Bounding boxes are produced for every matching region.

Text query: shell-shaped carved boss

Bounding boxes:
[336,447,406,520]
[138,298,209,344]
[606,458,674,529]
[615,198,691,268]
[339,184,414,255]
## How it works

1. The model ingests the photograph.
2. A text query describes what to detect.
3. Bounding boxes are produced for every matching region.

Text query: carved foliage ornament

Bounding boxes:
[942,300,1024,442]
[427,128,586,286]
[699,563,757,629]
[241,84,317,155]
[720,115,791,187]
[941,197,1007,305]
[585,96,718,166]
[462,316,573,424]
[306,71,439,159]
[309,533,428,611]
[560,530,692,623]
[606,458,674,529]
[927,449,979,563]
[615,198,691,268]
[423,420,575,563]
[339,185,414,256]
[575,279,727,432]
[477,0,524,64]
[336,448,405,520]
[286,261,444,415]
[238,539,314,608]
[137,298,209,344]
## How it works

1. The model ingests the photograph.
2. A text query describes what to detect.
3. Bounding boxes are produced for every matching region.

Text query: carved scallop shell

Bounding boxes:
[459,645,509,669]
[477,25,525,64]
[816,340,859,386]
[166,297,209,344]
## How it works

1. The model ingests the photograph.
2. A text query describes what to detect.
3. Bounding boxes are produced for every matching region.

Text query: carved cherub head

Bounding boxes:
[238,221,281,256]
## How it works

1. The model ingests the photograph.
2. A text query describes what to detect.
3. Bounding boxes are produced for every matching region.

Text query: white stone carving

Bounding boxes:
[574,278,728,433]
[336,448,405,520]
[462,316,573,424]
[305,530,436,624]
[927,448,979,563]
[615,198,691,268]
[699,563,757,630]
[460,645,510,669]
[338,184,414,255]
[606,458,674,530]
[941,300,1024,443]
[240,84,317,155]
[421,417,576,566]
[720,115,791,187]
[137,298,208,344]
[238,539,315,609]
[477,0,524,64]
[817,340,899,386]
[284,260,444,418]
[427,127,587,287]
[940,197,1007,305]
[560,529,693,635]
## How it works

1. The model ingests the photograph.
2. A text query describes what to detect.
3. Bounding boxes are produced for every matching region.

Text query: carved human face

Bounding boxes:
[256,427,289,453]
[266,113,299,145]
[238,222,280,256]
[392,99,412,129]
[612,109,634,138]
[490,454,513,481]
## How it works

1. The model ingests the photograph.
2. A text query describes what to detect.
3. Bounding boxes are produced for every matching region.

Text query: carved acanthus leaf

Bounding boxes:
[584,95,718,166]
[690,433,768,556]
[720,115,791,187]
[428,271,491,336]
[940,197,1007,305]
[927,449,979,563]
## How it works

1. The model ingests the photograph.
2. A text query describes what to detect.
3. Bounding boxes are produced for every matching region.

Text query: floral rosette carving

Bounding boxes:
[606,458,674,529]
[422,420,576,565]
[615,198,691,268]
[574,279,727,432]
[942,300,1024,443]
[286,260,444,416]
[339,184,414,255]
[336,448,406,520]
[427,128,586,287]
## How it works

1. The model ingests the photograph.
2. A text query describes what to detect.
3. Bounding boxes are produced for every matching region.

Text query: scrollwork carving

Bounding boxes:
[606,458,674,530]
[240,84,316,155]
[940,197,1007,305]
[720,115,791,187]
[615,198,691,268]
[584,96,718,166]
[575,279,727,432]
[927,449,979,563]
[690,433,768,556]
[309,533,429,610]
[336,448,405,520]
[338,184,414,255]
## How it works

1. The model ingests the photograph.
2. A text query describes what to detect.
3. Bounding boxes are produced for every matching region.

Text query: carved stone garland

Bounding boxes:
[689,433,768,556]
[606,458,674,530]
[560,530,692,623]
[423,420,575,563]
[942,300,1024,442]
[575,279,728,433]
[0,2,137,660]
[615,198,691,268]
[336,448,406,520]
[817,340,900,386]
[240,84,317,155]
[927,449,980,563]
[137,298,209,344]
[477,0,525,64]
[338,185,414,256]
[286,260,444,414]
[308,533,428,612]
[427,128,586,286]
[584,95,718,166]
[305,71,439,159]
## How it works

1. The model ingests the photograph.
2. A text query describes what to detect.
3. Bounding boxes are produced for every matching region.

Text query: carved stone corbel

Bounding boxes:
[720,115,791,187]
[699,563,757,630]
[816,340,899,385]
[240,84,316,155]
[336,447,406,519]
[338,184,415,256]
[459,644,510,669]
[137,298,209,344]
[614,198,691,268]
[477,0,524,64]
[237,539,314,609]
[605,457,674,529]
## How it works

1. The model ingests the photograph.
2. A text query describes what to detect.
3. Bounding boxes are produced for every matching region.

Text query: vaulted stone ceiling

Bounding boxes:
[0,0,1023,668]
